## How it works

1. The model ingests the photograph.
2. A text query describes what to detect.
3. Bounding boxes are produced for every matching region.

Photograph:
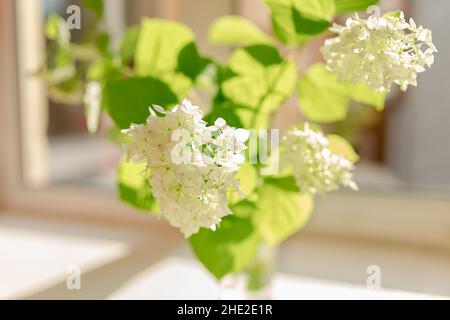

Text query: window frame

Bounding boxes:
[0,0,173,232]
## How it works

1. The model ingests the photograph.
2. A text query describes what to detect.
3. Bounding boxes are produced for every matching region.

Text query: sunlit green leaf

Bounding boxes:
[334,0,379,14]
[327,134,359,163]
[298,63,349,122]
[383,11,402,19]
[263,176,299,192]
[118,160,158,212]
[134,18,198,98]
[254,182,313,245]
[298,63,386,122]
[237,164,258,196]
[119,26,140,64]
[222,44,296,128]
[87,57,120,81]
[229,163,258,204]
[209,15,272,46]
[177,42,211,81]
[103,77,178,128]
[95,32,110,54]
[135,18,194,75]
[264,0,335,45]
[345,82,386,111]
[204,101,244,128]
[231,200,257,219]
[189,215,260,279]
[81,0,104,18]
[45,13,70,45]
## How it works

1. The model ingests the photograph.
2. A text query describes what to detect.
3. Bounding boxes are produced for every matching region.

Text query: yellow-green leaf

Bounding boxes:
[298,63,349,122]
[254,183,313,245]
[327,134,359,163]
[209,15,272,46]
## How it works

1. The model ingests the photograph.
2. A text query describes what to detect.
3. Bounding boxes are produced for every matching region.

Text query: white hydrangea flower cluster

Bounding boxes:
[321,11,437,92]
[282,124,357,194]
[122,99,249,237]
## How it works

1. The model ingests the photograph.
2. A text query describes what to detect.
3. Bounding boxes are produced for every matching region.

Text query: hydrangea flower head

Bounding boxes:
[321,11,437,92]
[122,99,248,237]
[282,123,357,194]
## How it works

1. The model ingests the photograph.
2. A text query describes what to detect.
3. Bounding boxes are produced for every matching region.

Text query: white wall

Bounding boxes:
[386,0,450,189]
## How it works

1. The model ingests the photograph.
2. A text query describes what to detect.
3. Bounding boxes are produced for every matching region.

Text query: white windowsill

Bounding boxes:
[0,213,448,300]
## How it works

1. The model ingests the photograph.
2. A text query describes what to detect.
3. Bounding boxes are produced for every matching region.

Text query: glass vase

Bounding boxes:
[218,242,276,300]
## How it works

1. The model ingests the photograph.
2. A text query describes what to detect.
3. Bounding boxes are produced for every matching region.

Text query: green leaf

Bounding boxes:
[298,64,386,122]
[231,200,257,219]
[209,15,272,46]
[334,0,379,14]
[118,160,158,212]
[119,26,140,64]
[45,13,70,45]
[264,0,334,45]
[345,82,386,111]
[103,77,178,128]
[383,11,402,19]
[204,101,244,128]
[86,57,120,81]
[327,134,359,163]
[189,215,260,279]
[236,164,258,196]
[134,18,196,98]
[95,32,110,54]
[254,182,313,245]
[222,44,296,128]
[81,0,104,18]
[229,163,258,204]
[177,42,211,81]
[298,63,349,123]
[263,176,299,192]
[135,18,194,75]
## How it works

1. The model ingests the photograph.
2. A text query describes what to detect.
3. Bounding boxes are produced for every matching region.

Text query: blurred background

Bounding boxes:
[1,0,450,299]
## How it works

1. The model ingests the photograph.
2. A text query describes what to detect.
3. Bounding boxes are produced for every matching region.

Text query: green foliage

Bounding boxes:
[118,160,158,212]
[345,82,385,111]
[45,13,70,45]
[229,164,259,204]
[119,26,140,64]
[81,0,104,18]
[135,19,194,75]
[263,175,299,192]
[103,77,178,128]
[86,57,119,81]
[298,64,385,122]
[327,134,360,163]
[231,200,258,219]
[298,63,349,122]
[95,32,110,54]
[221,44,296,128]
[204,101,244,128]
[253,181,313,245]
[134,18,203,98]
[236,164,258,197]
[177,42,211,81]
[209,16,272,46]
[264,0,334,45]
[189,214,260,279]
[334,0,379,14]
